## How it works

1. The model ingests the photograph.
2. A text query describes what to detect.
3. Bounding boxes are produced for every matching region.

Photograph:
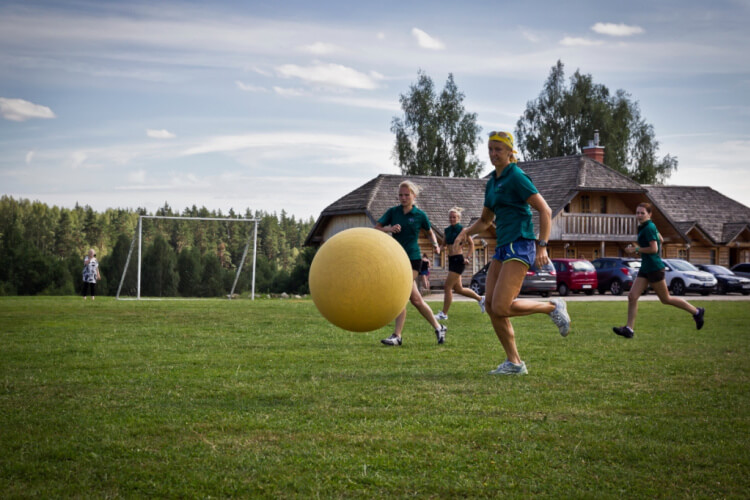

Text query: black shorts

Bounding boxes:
[82,282,97,296]
[637,270,665,283]
[448,255,465,274]
[410,259,422,272]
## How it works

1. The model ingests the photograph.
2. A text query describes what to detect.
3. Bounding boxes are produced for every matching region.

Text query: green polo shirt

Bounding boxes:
[378,205,432,260]
[444,223,463,245]
[637,220,665,273]
[484,163,539,246]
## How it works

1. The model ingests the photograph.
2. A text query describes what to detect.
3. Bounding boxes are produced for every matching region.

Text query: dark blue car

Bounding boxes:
[696,264,750,295]
[591,257,641,295]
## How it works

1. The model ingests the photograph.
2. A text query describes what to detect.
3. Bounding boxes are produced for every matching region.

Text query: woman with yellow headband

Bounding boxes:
[460,131,571,375]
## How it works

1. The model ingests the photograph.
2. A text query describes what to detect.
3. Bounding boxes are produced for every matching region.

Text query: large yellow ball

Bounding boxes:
[309,227,413,332]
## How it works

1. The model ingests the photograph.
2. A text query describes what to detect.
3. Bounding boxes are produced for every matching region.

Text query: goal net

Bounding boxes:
[116,215,259,300]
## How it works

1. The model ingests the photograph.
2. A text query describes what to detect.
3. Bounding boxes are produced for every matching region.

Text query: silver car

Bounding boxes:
[662,259,717,296]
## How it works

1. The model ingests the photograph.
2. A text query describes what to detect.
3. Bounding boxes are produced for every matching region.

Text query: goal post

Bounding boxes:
[116,215,259,300]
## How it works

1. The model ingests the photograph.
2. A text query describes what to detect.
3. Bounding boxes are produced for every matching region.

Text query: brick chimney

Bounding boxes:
[582,130,605,163]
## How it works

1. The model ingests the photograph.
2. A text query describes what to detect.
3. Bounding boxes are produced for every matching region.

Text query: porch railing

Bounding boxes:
[551,213,636,241]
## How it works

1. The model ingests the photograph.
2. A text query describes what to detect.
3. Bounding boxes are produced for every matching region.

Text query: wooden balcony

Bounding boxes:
[551,213,636,241]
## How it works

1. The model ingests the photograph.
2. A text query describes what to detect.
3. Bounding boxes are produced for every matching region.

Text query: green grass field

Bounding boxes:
[1,296,748,498]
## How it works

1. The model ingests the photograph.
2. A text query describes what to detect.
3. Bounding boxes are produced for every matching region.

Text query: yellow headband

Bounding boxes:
[489,131,517,154]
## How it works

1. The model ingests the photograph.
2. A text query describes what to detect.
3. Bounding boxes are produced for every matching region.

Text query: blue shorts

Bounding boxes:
[492,238,536,267]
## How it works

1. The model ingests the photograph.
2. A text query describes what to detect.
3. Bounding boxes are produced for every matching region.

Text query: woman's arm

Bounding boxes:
[375,222,400,234]
[527,193,552,267]
[427,228,440,254]
[462,207,494,237]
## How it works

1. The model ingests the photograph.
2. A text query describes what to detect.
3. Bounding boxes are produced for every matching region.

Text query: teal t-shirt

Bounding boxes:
[444,223,463,245]
[637,220,665,273]
[484,163,539,246]
[378,205,432,260]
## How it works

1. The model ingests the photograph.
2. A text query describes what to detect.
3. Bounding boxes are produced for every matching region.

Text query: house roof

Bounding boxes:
[516,155,645,217]
[644,185,750,244]
[305,156,705,246]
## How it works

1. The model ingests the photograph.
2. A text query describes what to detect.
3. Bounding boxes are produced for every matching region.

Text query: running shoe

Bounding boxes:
[381,334,402,346]
[489,360,528,375]
[693,307,705,330]
[478,296,486,314]
[435,311,448,320]
[612,326,634,339]
[549,298,571,337]
[435,324,447,344]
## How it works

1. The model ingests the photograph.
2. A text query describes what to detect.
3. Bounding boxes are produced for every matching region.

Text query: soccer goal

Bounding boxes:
[116,215,259,300]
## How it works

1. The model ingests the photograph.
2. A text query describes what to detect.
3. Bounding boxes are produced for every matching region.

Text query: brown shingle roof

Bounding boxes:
[644,185,750,244]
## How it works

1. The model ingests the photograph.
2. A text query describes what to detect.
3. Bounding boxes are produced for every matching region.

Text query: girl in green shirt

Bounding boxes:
[613,202,705,338]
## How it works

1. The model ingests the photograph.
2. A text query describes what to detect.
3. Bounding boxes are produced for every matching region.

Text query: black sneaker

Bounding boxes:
[435,324,447,344]
[381,334,402,346]
[693,307,705,330]
[613,326,634,339]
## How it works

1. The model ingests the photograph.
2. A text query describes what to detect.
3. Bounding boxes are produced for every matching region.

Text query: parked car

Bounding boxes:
[521,262,557,297]
[730,262,750,279]
[696,264,750,295]
[662,259,717,295]
[469,261,557,297]
[551,258,597,296]
[591,257,641,295]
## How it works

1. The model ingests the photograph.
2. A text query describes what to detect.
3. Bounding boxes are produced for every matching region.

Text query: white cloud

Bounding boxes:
[128,169,146,183]
[235,80,268,92]
[0,97,56,122]
[321,95,401,112]
[275,62,380,90]
[521,29,541,43]
[559,36,604,47]
[25,151,35,165]
[300,41,341,55]
[68,151,88,169]
[146,129,176,139]
[273,86,306,97]
[592,22,645,37]
[411,28,445,50]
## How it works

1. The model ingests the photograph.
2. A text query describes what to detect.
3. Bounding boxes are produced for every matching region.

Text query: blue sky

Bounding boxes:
[1,0,749,219]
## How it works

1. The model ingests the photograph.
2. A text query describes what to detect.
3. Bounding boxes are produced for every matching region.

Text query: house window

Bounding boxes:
[600,196,608,214]
[581,195,590,213]
[710,249,716,265]
[678,248,688,259]
[564,203,570,213]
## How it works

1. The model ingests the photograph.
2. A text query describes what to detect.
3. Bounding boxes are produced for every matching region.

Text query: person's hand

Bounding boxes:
[625,243,637,254]
[391,224,401,234]
[535,247,549,268]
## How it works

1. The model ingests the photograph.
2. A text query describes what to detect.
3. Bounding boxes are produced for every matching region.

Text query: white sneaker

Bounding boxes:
[435,324,447,344]
[489,360,528,375]
[549,298,571,337]
[381,334,402,346]
[478,296,486,314]
[435,311,448,320]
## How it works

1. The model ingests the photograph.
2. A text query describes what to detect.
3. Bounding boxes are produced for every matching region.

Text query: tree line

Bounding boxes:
[0,196,316,297]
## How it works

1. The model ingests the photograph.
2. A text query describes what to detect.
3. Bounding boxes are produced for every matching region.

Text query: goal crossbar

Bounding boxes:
[116,215,259,300]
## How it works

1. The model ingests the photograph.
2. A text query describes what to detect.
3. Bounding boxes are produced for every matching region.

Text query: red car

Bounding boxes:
[551,258,598,296]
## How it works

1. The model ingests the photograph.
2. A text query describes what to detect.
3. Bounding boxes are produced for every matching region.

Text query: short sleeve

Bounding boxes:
[377,207,393,226]
[514,170,538,202]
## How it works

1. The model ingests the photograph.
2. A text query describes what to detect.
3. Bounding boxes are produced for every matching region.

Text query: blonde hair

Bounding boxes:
[448,206,463,221]
[399,180,421,197]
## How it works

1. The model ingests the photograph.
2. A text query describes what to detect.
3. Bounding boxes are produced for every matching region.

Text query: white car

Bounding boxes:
[662,259,717,296]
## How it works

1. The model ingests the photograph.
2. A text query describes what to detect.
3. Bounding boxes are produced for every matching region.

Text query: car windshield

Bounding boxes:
[704,265,732,275]
[571,261,595,271]
[668,260,698,272]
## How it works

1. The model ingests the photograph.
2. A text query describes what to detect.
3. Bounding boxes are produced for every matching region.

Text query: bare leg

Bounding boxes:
[485,260,554,365]
[452,275,482,302]
[650,280,698,315]
[442,272,460,314]
[626,277,649,329]
[394,273,441,337]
